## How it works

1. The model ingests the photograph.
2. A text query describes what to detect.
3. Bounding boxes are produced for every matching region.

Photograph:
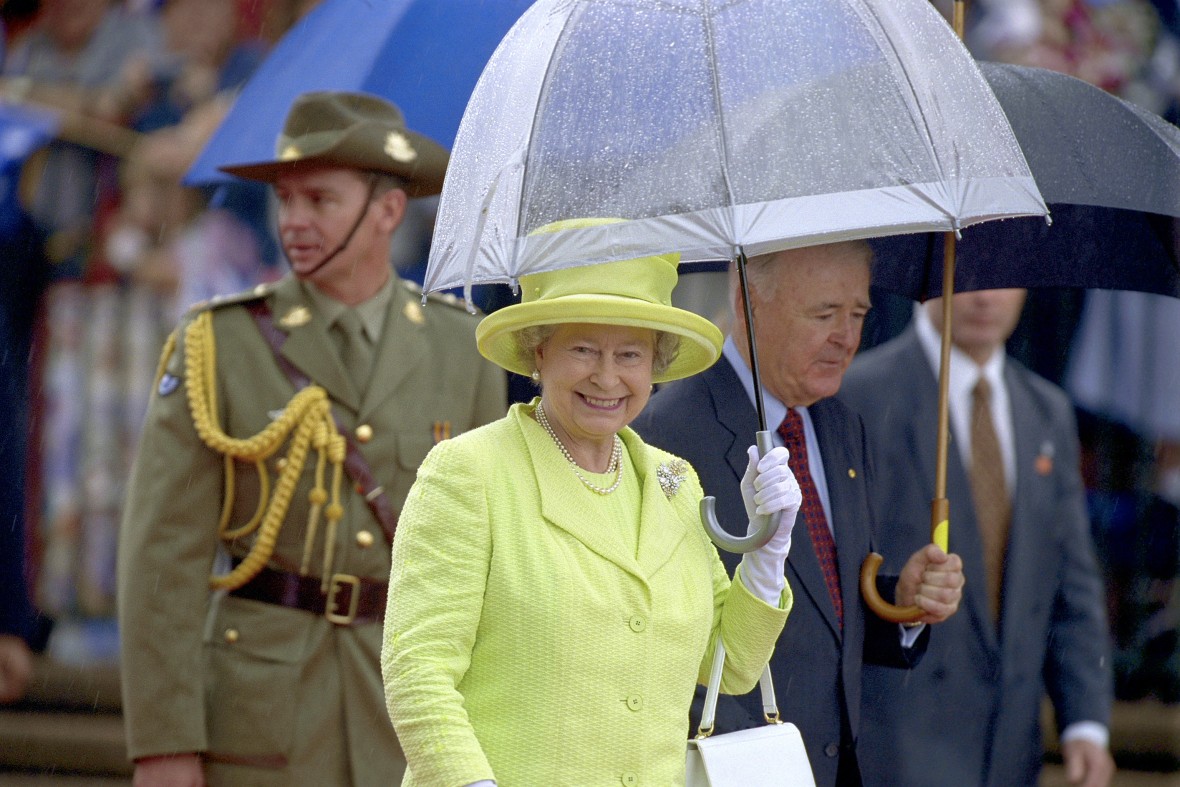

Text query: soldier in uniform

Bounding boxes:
[117,91,507,787]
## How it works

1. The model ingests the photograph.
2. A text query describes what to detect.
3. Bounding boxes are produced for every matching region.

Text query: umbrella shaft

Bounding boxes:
[737,249,768,433]
[935,232,956,500]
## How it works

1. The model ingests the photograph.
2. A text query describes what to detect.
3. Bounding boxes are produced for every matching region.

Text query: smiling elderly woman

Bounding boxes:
[381,221,803,786]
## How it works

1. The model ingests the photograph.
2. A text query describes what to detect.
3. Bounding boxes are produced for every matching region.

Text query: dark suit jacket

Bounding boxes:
[839,328,1112,787]
[632,357,924,787]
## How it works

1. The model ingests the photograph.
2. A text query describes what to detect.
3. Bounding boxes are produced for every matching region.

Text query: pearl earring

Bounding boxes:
[531,370,541,382]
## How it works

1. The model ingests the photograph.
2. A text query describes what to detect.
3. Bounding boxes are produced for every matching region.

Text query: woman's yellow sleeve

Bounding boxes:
[381,438,496,786]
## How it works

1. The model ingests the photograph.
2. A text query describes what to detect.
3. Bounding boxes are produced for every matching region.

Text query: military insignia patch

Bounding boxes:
[157,373,180,397]
[384,131,417,163]
[279,306,311,328]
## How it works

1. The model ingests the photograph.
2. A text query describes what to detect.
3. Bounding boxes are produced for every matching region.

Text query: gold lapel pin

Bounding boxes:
[279,306,311,328]
[1035,440,1055,476]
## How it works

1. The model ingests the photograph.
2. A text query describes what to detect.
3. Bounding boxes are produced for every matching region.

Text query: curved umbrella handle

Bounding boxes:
[860,498,949,623]
[700,430,781,553]
[860,553,923,623]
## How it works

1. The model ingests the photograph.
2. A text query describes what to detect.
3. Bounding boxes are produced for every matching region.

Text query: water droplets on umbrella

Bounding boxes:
[426,0,1045,574]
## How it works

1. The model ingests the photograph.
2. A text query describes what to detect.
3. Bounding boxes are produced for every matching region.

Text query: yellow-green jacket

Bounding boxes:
[382,402,791,786]
[117,275,505,786]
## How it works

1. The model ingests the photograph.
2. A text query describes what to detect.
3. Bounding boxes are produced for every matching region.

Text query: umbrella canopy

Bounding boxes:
[871,62,1180,300]
[426,0,1048,560]
[184,0,533,185]
[425,0,1047,299]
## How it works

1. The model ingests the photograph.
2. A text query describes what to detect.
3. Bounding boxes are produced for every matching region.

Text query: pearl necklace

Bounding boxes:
[535,402,624,495]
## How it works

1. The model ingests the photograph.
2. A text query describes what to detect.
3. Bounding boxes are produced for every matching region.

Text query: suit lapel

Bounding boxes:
[626,429,692,579]
[270,278,360,411]
[998,363,1047,649]
[359,283,426,420]
[705,361,756,491]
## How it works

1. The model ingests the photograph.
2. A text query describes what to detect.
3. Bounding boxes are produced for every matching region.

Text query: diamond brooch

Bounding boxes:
[657,459,688,499]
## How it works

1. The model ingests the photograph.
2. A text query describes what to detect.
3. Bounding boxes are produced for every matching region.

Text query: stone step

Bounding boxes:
[0,710,129,778]
[1041,763,1180,786]
[0,654,128,779]
[1042,698,1180,783]
[1045,699,1180,772]
[1108,700,1180,769]
[20,658,120,715]
[0,774,129,785]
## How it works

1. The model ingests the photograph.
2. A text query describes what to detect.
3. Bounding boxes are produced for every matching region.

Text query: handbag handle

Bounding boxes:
[695,637,780,738]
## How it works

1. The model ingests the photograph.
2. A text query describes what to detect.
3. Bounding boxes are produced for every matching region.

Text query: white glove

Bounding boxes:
[738,445,802,604]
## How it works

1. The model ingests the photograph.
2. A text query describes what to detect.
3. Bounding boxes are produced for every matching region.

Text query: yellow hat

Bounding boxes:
[476,219,723,383]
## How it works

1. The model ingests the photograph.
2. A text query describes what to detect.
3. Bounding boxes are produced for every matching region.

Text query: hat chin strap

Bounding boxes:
[285,175,379,279]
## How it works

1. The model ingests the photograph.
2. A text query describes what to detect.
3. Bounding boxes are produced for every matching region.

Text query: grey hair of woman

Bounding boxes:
[515,325,681,383]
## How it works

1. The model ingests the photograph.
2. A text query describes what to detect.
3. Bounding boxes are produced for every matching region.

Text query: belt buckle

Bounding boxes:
[325,573,361,625]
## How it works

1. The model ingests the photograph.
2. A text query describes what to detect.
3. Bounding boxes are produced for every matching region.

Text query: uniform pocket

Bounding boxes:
[395,431,436,472]
[204,596,314,765]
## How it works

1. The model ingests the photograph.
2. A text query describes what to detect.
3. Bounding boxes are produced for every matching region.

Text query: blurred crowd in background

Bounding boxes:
[0,0,1178,709]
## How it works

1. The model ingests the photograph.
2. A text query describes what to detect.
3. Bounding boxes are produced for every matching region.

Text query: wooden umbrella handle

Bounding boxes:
[860,498,949,623]
[860,552,921,623]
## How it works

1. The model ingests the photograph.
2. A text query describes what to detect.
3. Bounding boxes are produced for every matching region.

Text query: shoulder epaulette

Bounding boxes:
[400,278,478,314]
[427,289,475,312]
[186,282,278,315]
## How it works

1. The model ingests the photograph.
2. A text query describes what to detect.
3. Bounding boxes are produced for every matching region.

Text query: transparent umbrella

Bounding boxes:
[426,0,1047,581]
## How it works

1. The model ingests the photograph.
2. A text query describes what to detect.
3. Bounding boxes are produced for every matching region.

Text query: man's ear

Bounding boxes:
[376,187,408,234]
[732,278,756,328]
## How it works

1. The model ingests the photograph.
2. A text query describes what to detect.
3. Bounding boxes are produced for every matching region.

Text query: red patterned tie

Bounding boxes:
[778,408,843,629]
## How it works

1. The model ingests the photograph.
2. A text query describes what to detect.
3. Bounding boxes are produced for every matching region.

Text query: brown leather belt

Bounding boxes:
[228,564,386,626]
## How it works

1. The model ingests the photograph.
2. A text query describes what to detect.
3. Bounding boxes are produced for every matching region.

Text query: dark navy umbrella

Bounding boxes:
[859,58,1180,622]
[184,0,533,185]
[871,61,1180,300]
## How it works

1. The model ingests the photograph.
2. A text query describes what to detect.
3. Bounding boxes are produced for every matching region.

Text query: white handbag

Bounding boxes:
[685,638,816,787]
